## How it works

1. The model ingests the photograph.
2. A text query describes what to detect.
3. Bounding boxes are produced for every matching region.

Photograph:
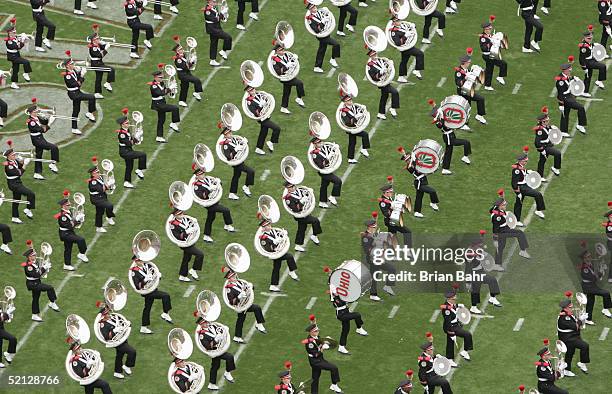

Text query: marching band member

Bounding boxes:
[389,17,424,82]
[192,165,234,243]
[399,150,439,218]
[598,0,612,49]
[271,43,306,114]
[258,217,299,291]
[556,58,587,134]
[378,179,412,247]
[491,193,530,265]
[534,107,562,178]
[73,0,97,15]
[394,370,414,393]
[334,0,358,37]
[455,48,487,125]
[420,0,446,44]
[223,267,266,343]
[465,230,503,314]
[195,313,236,390]
[327,280,368,355]
[26,99,60,179]
[579,27,607,94]
[218,127,254,200]
[479,16,507,91]
[30,0,55,52]
[511,147,546,223]
[428,100,471,174]
[0,221,13,254]
[22,241,59,322]
[204,0,233,67]
[275,362,297,394]
[244,84,282,154]
[283,181,322,252]
[56,192,89,270]
[604,202,612,283]
[339,94,369,164]
[417,338,452,394]
[441,288,473,365]
[310,137,342,209]
[95,302,137,379]
[87,158,116,233]
[535,339,568,394]
[577,248,612,323]
[557,294,590,377]
[172,39,203,107]
[168,208,204,282]
[125,0,154,59]
[62,51,97,135]
[516,0,544,53]
[303,315,343,394]
[129,256,173,334]
[235,0,259,30]
[367,48,399,120]
[4,19,32,89]
[361,212,397,302]
[149,65,180,143]
[3,141,35,223]
[67,341,112,393]
[0,97,6,128]
[116,109,146,188]
[153,0,179,19]
[306,1,341,73]
[88,29,115,99]
[171,357,198,392]
[0,297,16,368]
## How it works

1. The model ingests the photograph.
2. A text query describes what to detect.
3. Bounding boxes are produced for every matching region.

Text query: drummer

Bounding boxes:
[398,148,440,218]
[511,147,546,225]
[417,341,453,394]
[429,99,471,175]
[378,179,412,247]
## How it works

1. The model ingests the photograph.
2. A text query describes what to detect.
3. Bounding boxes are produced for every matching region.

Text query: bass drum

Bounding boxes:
[329,260,372,303]
[439,95,471,129]
[385,20,418,51]
[411,139,444,174]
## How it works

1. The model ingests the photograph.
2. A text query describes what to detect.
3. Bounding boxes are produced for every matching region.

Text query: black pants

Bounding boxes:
[33,138,59,174]
[369,262,396,296]
[442,136,471,170]
[337,4,358,31]
[120,150,147,182]
[154,0,178,14]
[209,352,235,384]
[230,163,255,193]
[583,284,612,320]
[8,181,35,218]
[236,0,258,25]
[141,290,172,326]
[483,57,507,87]
[114,341,136,373]
[234,304,265,337]
[271,253,297,285]
[179,245,204,277]
[318,173,342,203]
[426,376,453,394]
[208,29,232,60]
[309,357,339,394]
[0,98,6,118]
[0,328,17,361]
[153,103,180,137]
[537,147,561,176]
[256,119,281,149]
[68,90,96,129]
[84,379,112,394]
[470,274,500,306]
[601,22,611,47]
[204,203,232,236]
[514,186,545,221]
[538,382,568,394]
[521,12,544,48]
[128,20,154,53]
[378,84,399,115]
[445,326,472,359]
[563,336,590,369]
[347,131,370,160]
[178,73,203,102]
[423,10,445,39]
[337,310,362,346]
[281,78,305,108]
[33,14,55,47]
[93,68,116,94]
[0,223,12,244]
[27,281,57,314]
[10,57,32,83]
[413,183,439,214]
[92,199,115,228]
[384,219,412,248]
[315,36,340,68]
[60,231,87,266]
[399,47,424,76]
[295,215,322,245]
[583,60,607,92]
[560,97,587,133]
[494,229,529,265]
[460,92,485,116]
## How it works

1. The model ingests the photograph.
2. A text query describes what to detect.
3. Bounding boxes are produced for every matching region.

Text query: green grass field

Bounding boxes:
[0,0,610,393]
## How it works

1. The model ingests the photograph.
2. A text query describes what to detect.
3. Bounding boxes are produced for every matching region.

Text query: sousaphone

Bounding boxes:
[267,21,300,82]
[222,243,255,313]
[364,26,395,87]
[389,0,410,19]
[216,103,249,166]
[241,60,275,121]
[193,143,215,173]
[241,60,264,88]
[168,181,194,211]
[257,194,281,223]
[220,102,243,131]
[132,230,161,262]
[309,111,331,140]
[254,195,291,259]
[166,181,200,248]
[190,144,223,207]
[94,279,131,348]
[409,0,438,16]
[338,72,359,99]
[193,290,231,358]
[167,328,206,394]
[281,156,315,218]
[65,314,105,386]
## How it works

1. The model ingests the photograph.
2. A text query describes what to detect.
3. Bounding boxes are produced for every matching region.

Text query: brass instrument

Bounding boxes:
[162,64,178,99]
[267,21,300,82]
[363,25,395,88]
[307,112,342,174]
[70,192,86,229]
[93,280,131,348]
[128,111,144,145]
[100,159,116,195]
[217,0,229,22]
[304,3,336,38]
[281,156,315,218]
[409,0,438,16]
[193,290,231,358]
[215,103,249,166]
[241,60,275,121]
[65,314,105,386]
[0,189,30,207]
[23,106,78,122]
[185,36,198,70]
[167,328,206,394]
[55,59,111,73]
[190,144,223,208]
[550,340,568,378]
[573,292,588,329]
[165,181,200,248]
[36,242,53,278]
[129,230,162,295]
[221,243,255,313]
[254,195,291,259]
[335,73,370,134]
[89,34,135,49]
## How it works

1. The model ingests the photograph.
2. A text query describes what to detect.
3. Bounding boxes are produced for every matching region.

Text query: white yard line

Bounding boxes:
[259,169,271,181]
[599,327,609,341]
[388,305,400,319]
[512,83,522,95]
[101,276,115,290]
[436,77,447,88]
[183,285,196,298]
[549,87,557,97]
[513,318,525,332]
[429,309,440,323]
[326,68,337,78]
[259,292,288,297]
[305,297,317,310]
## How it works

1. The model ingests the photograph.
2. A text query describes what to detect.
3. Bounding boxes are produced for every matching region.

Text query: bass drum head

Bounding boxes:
[526,171,542,189]
[569,79,585,96]
[505,212,518,229]
[412,139,444,174]
[548,126,562,145]
[439,95,471,129]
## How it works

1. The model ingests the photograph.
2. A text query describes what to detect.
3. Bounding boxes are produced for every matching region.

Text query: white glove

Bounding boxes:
[23,158,31,166]
[458,303,465,308]
[214,334,224,342]
[191,55,197,63]
[142,0,148,7]
[322,343,330,350]
[579,312,589,321]
[80,67,87,77]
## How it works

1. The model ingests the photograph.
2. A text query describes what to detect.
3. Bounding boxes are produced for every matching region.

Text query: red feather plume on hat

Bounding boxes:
[451,283,460,289]
[272,39,277,46]
[10,18,16,24]
[91,156,98,164]
[65,50,71,56]
[95,300,103,308]
[568,55,574,63]
[284,361,292,370]
[221,266,229,273]
[387,175,393,182]
[466,47,473,55]
[6,140,12,147]
[92,23,99,30]
[63,189,70,197]
[425,331,432,338]
[519,385,525,391]
[397,146,405,154]
[158,63,165,69]
[565,290,573,298]
[541,106,548,114]
[323,266,331,273]
[522,146,529,153]
[406,370,414,377]
[427,99,435,106]
[543,338,549,345]
[489,15,496,22]
[587,24,593,32]
[580,240,587,248]
[121,107,129,115]
[193,310,198,317]
[608,201,612,207]
[31,97,37,103]
[217,121,223,129]
[497,188,505,197]
[26,239,33,246]
[371,211,378,218]
[479,229,486,235]
[309,314,316,322]
[173,35,180,42]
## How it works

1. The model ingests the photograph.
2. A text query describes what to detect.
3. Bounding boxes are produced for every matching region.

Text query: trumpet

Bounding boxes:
[11,148,57,164]
[23,107,78,122]
[55,59,111,73]
[0,189,30,207]
[89,35,135,49]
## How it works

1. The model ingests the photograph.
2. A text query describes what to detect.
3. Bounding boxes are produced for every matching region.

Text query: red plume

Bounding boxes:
[309,314,316,322]
[397,146,405,153]
[284,361,292,370]
[489,15,496,22]
[95,300,103,308]
[522,146,529,153]
[587,24,593,32]
[387,175,393,182]
[10,18,16,24]
[193,310,198,317]
[272,39,277,46]
[451,283,459,289]
[425,332,432,338]
[466,47,473,55]
[31,97,38,103]
[479,230,486,235]
[217,121,223,129]
[158,63,165,69]
[541,106,548,114]
[66,337,73,343]
[6,140,12,147]
[323,266,331,273]
[172,35,180,41]
[65,50,71,56]
[406,370,414,377]
[543,338,549,345]
[26,239,33,246]
[121,107,129,115]
[92,23,99,29]
[91,156,98,164]
[497,188,505,197]
[63,189,70,197]
[568,55,574,63]
[221,266,229,273]
[608,201,612,207]
[565,290,573,298]
[191,163,197,171]
[371,211,378,218]
[519,385,525,391]
[427,99,435,106]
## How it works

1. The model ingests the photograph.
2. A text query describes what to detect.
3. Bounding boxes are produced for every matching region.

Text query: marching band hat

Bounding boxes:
[399,379,413,388]
[364,218,376,227]
[583,31,593,37]
[172,43,182,52]
[420,342,433,351]
[517,147,529,161]
[537,113,549,121]
[310,137,321,144]
[493,197,506,208]
[341,94,352,102]
[62,58,73,67]
[284,180,294,187]
[305,323,318,332]
[172,208,183,215]
[23,248,35,258]
[27,105,38,114]
[444,289,456,298]
[459,54,471,64]
[116,116,128,125]
[559,299,571,309]
[560,63,572,71]
[193,167,205,176]
[58,197,70,206]
[367,48,377,57]
[69,342,80,351]
[278,370,291,378]
[273,42,284,51]
[152,70,163,77]
[537,347,550,356]
[3,148,14,157]
[223,268,236,279]
[380,183,393,192]
[88,165,99,174]
[605,210,612,218]
[481,21,492,29]
[5,25,16,33]
[86,34,98,42]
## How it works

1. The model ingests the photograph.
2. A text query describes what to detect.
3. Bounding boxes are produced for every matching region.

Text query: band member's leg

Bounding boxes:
[256,123,269,149]
[220,352,235,372]
[209,35,219,60]
[295,218,307,246]
[221,31,232,52]
[115,342,136,373]
[584,68,593,93]
[95,205,104,228]
[318,360,340,384]
[389,85,400,109]
[131,27,140,53]
[0,223,12,244]
[141,295,154,326]
[261,119,281,144]
[39,283,57,304]
[187,246,203,271]
[34,146,44,174]
[338,7,348,31]
[399,51,410,77]
[270,259,282,285]
[251,0,259,13]
[319,174,330,203]
[209,357,221,384]
[330,37,340,60]
[31,288,41,314]
[433,10,446,31]
[420,185,439,205]
[423,15,433,39]
[248,304,265,324]
[315,39,328,68]
[347,134,357,160]
[445,333,455,359]
[63,238,74,266]
[310,364,322,393]
[285,253,297,272]
[378,87,389,115]
[347,4,358,27]
[243,164,255,188]
[0,99,7,118]
[413,190,424,213]
[235,312,247,338]
[70,95,81,130]
[154,2,161,15]
[236,0,246,26]
[442,144,453,170]
[483,274,500,296]
[307,215,322,237]
[179,78,189,102]
[41,15,55,41]
[94,71,104,94]
[564,342,576,369]
[585,293,595,320]
[156,109,166,138]
[523,17,534,49]
[123,156,134,182]
[495,59,508,78]
[230,166,242,193]
[513,194,523,222]
[329,174,342,198]
[204,207,216,236]
[537,152,547,176]
[560,104,570,133]
[0,329,17,358]
[470,284,481,306]
[428,376,453,394]
[521,187,545,212]
[338,319,350,346]
[35,22,44,48]
[471,93,486,115]
[484,59,494,87]
[281,83,291,108]
[179,249,191,277]
[575,338,590,364]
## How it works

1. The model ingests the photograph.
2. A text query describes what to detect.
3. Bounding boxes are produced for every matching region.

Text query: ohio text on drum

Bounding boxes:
[479,17,508,89]
[464,232,503,314]
[454,49,487,124]
[533,107,561,179]
[418,340,453,394]
[516,0,543,52]
[511,147,546,223]
[441,288,473,362]
[124,0,154,56]
[490,196,530,266]
[305,1,341,72]
[361,214,398,302]
[21,243,59,321]
[203,0,232,65]
[56,191,89,271]
[429,100,471,174]
[378,181,412,248]
[577,251,612,322]
[303,315,343,394]
[555,61,587,135]
[400,147,440,217]
[579,29,607,94]
[387,16,424,82]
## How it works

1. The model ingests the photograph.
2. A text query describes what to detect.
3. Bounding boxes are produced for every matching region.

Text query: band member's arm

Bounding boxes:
[511,167,521,192]
[441,304,455,334]
[272,56,288,76]
[130,267,146,290]
[204,6,220,24]
[479,35,492,57]
[169,219,187,240]
[23,262,43,279]
[303,337,321,358]
[28,119,47,134]
[417,355,430,385]
[225,285,241,306]
[283,193,302,213]
[454,68,466,87]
